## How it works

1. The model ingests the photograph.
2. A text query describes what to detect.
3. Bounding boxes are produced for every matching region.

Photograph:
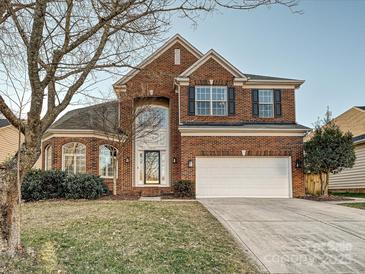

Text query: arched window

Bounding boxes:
[99,145,118,178]
[62,142,86,174]
[44,145,53,170]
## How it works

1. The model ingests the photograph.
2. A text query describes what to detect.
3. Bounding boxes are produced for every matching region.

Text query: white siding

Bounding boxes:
[329,144,365,189]
[0,125,41,168]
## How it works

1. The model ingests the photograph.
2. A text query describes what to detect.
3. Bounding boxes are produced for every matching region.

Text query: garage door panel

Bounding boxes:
[196,157,291,198]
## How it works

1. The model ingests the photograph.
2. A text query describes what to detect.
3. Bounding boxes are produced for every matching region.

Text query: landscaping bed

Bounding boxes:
[0,200,257,273]
[300,194,353,202]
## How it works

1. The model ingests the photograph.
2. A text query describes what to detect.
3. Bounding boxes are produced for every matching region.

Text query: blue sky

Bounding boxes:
[167,0,365,127]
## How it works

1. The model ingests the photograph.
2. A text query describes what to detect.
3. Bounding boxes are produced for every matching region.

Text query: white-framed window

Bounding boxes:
[62,142,86,174]
[99,145,118,178]
[44,145,52,171]
[258,89,274,118]
[174,48,181,65]
[196,86,227,116]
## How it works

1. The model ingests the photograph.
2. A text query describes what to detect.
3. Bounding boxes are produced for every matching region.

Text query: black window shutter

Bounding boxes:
[227,87,235,116]
[274,89,282,117]
[188,86,195,116]
[252,89,259,117]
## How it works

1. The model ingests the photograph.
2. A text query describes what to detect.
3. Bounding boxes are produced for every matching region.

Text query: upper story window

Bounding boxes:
[62,142,86,174]
[99,145,118,178]
[44,145,52,171]
[258,90,274,118]
[174,48,181,65]
[195,86,227,116]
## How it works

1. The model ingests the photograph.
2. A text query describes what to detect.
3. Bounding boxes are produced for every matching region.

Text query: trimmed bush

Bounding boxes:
[173,180,194,198]
[22,169,67,201]
[22,170,109,201]
[63,174,108,199]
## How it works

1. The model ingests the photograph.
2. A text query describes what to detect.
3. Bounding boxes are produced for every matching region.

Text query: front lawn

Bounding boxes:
[1,200,257,273]
[331,192,365,198]
[341,202,365,210]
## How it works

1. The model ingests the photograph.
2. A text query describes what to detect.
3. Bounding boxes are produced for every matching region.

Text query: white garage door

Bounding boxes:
[196,157,292,198]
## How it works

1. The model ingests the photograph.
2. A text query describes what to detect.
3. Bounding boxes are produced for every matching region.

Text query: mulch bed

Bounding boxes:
[300,195,353,202]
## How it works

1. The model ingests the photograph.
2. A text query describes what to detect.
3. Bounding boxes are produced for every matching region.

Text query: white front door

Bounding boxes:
[196,157,292,198]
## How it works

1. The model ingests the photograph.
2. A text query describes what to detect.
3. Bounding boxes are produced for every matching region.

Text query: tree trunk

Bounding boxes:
[0,142,40,256]
[0,160,21,256]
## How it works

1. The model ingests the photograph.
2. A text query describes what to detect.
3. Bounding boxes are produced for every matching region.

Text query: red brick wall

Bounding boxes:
[118,40,200,195]
[180,136,305,197]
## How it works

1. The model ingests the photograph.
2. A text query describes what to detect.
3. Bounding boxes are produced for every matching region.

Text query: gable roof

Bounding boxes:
[0,119,10,128]
[50,101,119,134]
[179,49,247,79]
[113,34,203,87]
[178,49,304,87]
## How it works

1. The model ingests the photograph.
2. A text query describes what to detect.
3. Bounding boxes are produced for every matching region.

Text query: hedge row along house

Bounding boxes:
[41,34,309,198]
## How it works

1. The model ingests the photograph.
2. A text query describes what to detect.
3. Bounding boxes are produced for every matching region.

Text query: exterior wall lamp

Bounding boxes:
[172,157,177,164]
[188,160,193,168]
[295,159,302,169]
[125,157,130,163]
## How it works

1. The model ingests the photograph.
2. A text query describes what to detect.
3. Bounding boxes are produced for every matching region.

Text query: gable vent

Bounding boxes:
[174,48,181,65]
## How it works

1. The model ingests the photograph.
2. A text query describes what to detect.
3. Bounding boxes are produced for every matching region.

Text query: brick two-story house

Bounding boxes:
[42,34,309,198]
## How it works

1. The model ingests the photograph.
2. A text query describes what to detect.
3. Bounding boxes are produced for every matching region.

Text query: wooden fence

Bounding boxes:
[304,173,326,195]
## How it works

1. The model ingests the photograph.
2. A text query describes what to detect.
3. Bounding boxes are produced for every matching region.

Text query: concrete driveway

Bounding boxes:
[200,198,365,274]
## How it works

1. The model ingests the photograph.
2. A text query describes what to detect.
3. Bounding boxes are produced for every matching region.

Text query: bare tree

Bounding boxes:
[0,0,300,255]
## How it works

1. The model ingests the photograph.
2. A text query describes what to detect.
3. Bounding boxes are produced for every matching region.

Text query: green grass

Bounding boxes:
[0,200,257,273]
[331,192,365,198]
[341,202,365,210]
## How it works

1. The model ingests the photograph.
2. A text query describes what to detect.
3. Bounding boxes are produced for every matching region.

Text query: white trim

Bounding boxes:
[134,105,170,187]
[195,86,228,116]
[179,126,308,137]
[113,34,202,87]
[179,49,247,79]
[61,142,86,174]
[288,156,293,198]
[195,156,293,199]
[42,130,123,142]
[99,144,118,179]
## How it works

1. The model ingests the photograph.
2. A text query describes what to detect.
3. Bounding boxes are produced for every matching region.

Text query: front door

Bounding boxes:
[144,151,160,184]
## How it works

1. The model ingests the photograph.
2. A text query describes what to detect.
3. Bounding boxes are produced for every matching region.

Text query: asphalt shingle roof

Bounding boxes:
[353,134,365,143]
[244,74,301,82]
[0,119,10,128]
[51,101,119,133]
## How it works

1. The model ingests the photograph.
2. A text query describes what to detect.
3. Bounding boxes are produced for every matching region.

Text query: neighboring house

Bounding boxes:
[0,119,41,168]
[329,106,365,192]
[0,119,21,164]
[42,34,309,198]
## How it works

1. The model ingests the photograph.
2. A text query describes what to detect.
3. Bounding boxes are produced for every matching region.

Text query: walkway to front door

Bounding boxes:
[200,198,365,274]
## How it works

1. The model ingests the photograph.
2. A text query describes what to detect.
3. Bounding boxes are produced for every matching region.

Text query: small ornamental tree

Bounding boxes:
[304,118,356,196]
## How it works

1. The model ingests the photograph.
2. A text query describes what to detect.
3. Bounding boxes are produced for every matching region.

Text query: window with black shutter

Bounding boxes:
[252,89,259,117]
[274,89,282,117]
[188,86,195,115]
[228,87,235,116]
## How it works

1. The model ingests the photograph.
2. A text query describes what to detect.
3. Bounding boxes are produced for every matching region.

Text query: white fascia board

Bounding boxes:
[179,127,308,137]
[43,129,125,142]
[179,49,247,79]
